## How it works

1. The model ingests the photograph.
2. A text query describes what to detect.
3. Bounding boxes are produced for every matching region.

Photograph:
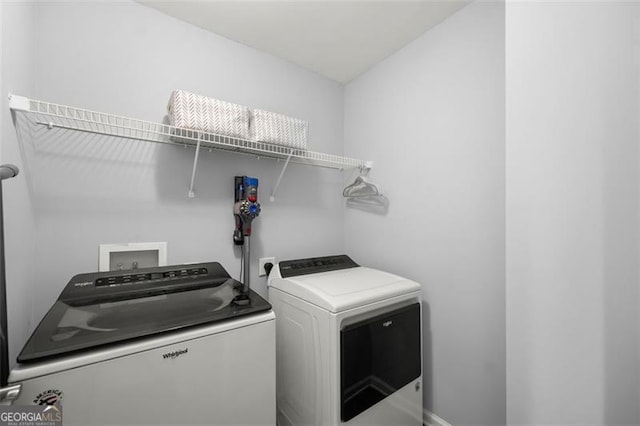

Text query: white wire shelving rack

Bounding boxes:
[8,94,372,199]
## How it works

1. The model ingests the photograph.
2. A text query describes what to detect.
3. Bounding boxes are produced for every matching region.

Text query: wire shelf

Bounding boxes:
[8,94,372,171]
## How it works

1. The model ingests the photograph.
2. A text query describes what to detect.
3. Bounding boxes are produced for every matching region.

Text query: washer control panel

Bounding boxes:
[279,255,359,278]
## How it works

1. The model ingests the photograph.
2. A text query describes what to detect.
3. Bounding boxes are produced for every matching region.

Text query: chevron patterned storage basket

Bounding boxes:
[252,109,308,150]
[167,90,251,140]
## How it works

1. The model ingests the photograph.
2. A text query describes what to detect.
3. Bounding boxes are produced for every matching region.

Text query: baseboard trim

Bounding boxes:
[424,410,452,426]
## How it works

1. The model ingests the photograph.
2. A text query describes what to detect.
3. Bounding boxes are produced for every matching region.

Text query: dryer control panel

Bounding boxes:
[279,254,359,278]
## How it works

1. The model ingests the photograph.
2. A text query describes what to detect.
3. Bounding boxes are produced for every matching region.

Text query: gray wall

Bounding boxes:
[1,1,37,367]
[506,2,640,424]
[3,0,346,365]
[344,2,505,425]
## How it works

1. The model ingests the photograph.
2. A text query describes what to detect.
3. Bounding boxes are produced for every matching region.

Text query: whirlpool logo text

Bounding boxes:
[162,348,188,360]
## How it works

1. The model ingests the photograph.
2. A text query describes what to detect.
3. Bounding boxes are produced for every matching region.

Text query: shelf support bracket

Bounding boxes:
[188,133,203,198]
[270,149,294,202]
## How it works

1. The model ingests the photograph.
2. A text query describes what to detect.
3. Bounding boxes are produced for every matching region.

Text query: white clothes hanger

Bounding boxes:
[342,175,384,198]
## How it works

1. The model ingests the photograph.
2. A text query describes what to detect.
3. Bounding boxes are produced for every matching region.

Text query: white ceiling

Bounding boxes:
[138,1,471,83]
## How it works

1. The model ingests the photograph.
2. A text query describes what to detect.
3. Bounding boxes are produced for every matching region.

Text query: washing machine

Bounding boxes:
[267,254,423,426]
[7,262,276,425]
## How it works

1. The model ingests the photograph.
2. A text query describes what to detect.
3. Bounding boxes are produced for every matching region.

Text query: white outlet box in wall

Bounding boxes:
[99,242,167,272]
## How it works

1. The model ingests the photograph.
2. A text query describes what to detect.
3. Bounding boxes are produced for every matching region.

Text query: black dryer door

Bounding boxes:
[340,302,421,422]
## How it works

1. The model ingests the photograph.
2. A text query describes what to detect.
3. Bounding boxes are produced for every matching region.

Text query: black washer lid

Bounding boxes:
[18,262,271,363]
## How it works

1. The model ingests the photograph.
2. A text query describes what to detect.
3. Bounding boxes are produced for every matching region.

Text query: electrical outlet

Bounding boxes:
[259,257,276,277]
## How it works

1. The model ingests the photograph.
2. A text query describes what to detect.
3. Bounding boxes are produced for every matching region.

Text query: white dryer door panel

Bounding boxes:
[12,319,275,426]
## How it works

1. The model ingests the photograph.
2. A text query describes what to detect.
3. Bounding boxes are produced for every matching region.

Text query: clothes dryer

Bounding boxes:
[267,255,422,426]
